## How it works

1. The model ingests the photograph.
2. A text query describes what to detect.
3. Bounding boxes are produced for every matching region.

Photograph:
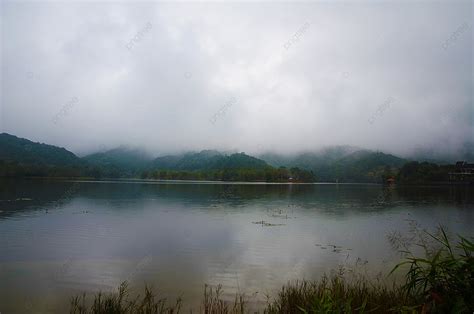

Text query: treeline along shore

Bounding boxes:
[1,133,472,184]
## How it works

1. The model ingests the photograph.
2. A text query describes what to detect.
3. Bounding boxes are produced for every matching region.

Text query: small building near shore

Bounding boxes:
[449,161,474,182]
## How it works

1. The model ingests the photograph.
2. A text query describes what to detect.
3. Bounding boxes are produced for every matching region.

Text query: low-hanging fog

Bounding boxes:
[1,1,472,159]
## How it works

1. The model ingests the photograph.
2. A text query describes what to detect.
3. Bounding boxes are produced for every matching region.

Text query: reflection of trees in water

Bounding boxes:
[1,179,473,220]
[0,179,81,219]
[396,185,474,206]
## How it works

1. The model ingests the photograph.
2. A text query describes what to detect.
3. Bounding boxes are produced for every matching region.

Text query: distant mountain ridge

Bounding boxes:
[260,145,359,169]
[1,132,460,183]
[83,147,153,176]
[259,147,407,182]
[0,133,82,167]
[0,133,276,179]
[151,150,268,171]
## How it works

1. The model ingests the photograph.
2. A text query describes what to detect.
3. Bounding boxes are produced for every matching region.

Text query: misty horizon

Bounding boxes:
[1,2,474,312]
[1,1,473,159]
[2,131,472,164]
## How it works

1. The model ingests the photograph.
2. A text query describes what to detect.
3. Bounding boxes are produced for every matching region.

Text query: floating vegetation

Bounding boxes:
[267,208,296,220]
[271,213,290,219]
[315,243,351,254]
[252,220,285,227]
[72,209,90,214]
[355,257,369,266]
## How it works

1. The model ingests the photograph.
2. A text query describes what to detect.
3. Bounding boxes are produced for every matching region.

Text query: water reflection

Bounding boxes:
[0,179,473,313]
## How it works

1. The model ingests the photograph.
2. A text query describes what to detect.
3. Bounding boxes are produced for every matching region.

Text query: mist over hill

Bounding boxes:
[83,147,154,177]
[0,133,309,181]
[2,1,472,159]
[0,133,82,167]
[1,132,471,183]
[259,147,407,182]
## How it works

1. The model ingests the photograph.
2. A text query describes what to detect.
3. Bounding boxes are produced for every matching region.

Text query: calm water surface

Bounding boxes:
[0,179,473,313]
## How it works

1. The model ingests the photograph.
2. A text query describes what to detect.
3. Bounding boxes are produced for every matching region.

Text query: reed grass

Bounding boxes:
[70,227,473,314]
[264,275,419,313]
[70,282,181,314]
[390,227,473,313]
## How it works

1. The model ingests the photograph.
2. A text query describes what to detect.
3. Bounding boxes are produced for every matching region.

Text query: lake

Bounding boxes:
[0,179,473,313]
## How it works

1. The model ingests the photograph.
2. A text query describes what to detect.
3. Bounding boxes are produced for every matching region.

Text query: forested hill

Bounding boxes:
[83,147,152,177]
[2,132,461,184]
[0,133,314,181]
[0,133,82,166]
[260,148,408,183]
[141,151,291,181]
[151,150,268,171]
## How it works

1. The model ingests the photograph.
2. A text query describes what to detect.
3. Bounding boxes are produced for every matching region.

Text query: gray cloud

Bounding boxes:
[1,1,472,158]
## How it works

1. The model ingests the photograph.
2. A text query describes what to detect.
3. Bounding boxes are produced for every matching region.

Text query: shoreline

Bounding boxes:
[3,176,474,187]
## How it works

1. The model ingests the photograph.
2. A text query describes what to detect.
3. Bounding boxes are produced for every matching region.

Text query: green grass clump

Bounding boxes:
[70,282,181,314]
[202,284,246,314]
[264,274,417,313]
[391,227,474,313]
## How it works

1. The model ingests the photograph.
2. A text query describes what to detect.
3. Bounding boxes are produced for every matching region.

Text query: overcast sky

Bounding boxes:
[1,1,472,157]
